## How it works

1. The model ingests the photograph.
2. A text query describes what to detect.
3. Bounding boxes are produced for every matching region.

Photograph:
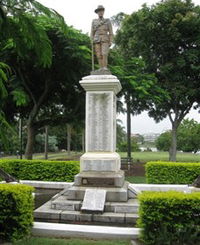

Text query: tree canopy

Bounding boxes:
[115,0,200,161]
[1,14,91,158]
[156,119,200,153]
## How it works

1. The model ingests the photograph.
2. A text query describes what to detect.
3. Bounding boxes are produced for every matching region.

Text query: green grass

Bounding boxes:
[121,151,200,162]
[2,151,200,163]
[125,176,146,183]
[14,237,131,245]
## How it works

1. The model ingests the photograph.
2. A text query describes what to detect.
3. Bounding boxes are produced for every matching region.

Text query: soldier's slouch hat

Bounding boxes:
[95,5,105,13]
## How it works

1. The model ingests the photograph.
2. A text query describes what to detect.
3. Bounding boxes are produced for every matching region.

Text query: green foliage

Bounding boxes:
[118,137,140,152]
[156,131,171,151]
[50,123,84,152]
[0,160,79,181]
[146,161,200,184]
[109,52,165,115]
[0,184,34,242]
[35,133,58,152]
[2,15,91,159]
[0,0,66,67]
[156,119,200,152]
[115,0,200,160]
[178,119,200,152]
[0,0,67,150]
[138,191,200,245]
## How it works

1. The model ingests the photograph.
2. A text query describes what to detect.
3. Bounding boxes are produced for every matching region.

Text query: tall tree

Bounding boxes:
[0,0,66,147]
[115,0,200,161]
[2,17,91,159]
[109,50,166,158]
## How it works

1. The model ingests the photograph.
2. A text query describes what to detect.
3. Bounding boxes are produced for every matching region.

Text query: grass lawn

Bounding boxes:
[125,176,146,183]
[121,151,200,162]
[14,237,131,245]
[2,151,200,163]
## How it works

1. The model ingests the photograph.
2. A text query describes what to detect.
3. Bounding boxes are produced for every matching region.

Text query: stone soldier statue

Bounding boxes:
[91,5,113,74]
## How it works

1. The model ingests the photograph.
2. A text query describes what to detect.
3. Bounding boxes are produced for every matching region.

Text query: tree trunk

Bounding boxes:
[67,124,71,155]
[44,126,48,160]
[127,93,131,159]
[19,117,23,159]
[25,124,35,160]
[169,123,177,162]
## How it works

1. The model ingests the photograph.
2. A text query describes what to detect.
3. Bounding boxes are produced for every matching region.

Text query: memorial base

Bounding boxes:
[65,181,129,202]
[74,170,124,187]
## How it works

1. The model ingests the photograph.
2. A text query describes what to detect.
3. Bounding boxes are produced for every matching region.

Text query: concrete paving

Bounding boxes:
[32,221,141,239]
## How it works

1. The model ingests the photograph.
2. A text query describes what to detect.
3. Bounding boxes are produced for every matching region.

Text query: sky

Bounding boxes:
[38,0,200,134]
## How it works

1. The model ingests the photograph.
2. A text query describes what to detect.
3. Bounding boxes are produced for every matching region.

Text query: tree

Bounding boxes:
[156,131,171,151]
[177,119,200,152]
[0,0,66,147]
[118,137,141,152]
[115,0,200,161]
[156,119,200,153]
[109,49,166,158]
[2,17,91,159]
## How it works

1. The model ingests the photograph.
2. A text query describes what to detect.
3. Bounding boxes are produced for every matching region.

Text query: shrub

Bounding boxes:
[146,161,200,184]
[138,191,200,245]
[0,159,79,182]
[0,184,34,242]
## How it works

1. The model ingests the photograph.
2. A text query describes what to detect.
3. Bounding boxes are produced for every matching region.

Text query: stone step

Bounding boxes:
[51,195,139,213]
[34,201,139,225]
[105,199,139,213]
[32,222,141,240]
[65,181,129,202]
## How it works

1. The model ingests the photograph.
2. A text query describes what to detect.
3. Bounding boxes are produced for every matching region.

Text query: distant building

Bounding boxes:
[142,133,160,142]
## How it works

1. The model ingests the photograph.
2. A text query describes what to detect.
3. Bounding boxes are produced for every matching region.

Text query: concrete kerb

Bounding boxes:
[20,180,73,189]
[32,222,141,240]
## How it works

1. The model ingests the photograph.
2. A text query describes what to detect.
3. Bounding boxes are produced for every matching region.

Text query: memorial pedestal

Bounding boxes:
[73,74,124,192]
[34,74,138,224]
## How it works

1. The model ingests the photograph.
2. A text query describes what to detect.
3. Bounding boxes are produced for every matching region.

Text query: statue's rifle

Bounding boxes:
[91,41,94,71]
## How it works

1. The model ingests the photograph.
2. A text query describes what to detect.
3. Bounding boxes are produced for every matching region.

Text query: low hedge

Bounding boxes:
[0,159,79,182]
[146,161,200,184]
[138,191,200,245]
[0,184,34,242]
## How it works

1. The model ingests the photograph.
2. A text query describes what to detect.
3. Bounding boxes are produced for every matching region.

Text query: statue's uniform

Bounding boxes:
[91,18,113,60]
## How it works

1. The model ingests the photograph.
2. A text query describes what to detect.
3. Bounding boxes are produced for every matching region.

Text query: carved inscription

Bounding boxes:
[87,92,112,151]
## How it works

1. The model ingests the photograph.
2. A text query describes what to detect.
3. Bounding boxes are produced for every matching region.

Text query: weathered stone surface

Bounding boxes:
[125,213,139,224]
[80,75,121,153]
[66,181,129,202]
[90,69,111,75]
[93,212,125,224]
[74,170,124,187]
[51,196,81,211]
[80,152,121,172]
[81,189,106,213]
[86,91,114,152]
[80,75,122,94]
[34,201,61,220]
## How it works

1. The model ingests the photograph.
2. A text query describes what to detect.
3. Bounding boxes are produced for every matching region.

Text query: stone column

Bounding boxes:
[74,74,124,188]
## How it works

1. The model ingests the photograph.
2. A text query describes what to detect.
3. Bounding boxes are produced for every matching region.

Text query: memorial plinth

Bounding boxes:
[34,74,138,223]
[73,75,125,189]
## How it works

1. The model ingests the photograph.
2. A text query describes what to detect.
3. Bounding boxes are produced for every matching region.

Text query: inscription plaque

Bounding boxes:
[81,189,106,213]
